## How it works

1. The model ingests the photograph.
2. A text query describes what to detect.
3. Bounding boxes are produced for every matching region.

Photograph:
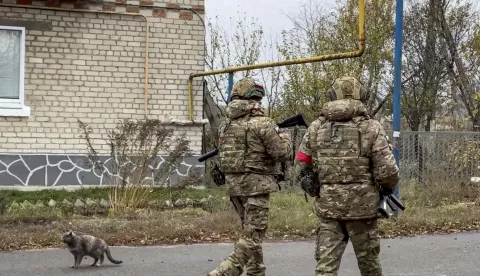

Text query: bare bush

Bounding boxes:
[78,119,191,213]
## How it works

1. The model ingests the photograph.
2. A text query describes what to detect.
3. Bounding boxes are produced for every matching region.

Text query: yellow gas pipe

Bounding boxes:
[187,0,365,121]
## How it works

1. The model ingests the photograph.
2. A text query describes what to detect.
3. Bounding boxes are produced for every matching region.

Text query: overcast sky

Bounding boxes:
[204,0,480,44]
[202,0,480,78]
[203,0,480,105]
[204,0,337,44]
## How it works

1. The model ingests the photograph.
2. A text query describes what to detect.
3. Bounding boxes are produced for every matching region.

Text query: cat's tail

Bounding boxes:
[105,247,123,264]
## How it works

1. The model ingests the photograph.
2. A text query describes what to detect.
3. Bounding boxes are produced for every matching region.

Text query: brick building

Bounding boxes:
[0,0,207,186]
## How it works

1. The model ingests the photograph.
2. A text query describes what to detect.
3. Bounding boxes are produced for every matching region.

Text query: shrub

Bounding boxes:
[78,119,191,213]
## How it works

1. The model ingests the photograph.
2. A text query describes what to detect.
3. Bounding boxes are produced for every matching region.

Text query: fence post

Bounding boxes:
[227,73,234,103]
[392,0,404,217]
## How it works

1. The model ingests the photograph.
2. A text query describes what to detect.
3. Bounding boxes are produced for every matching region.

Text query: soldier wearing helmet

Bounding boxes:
[328,76,367,102]
[230,77,266,100]
[207,77,292,276]
[294,76,399,276]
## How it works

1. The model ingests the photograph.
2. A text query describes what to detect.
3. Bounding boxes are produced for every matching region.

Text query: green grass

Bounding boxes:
[0,187,108,205]
[0,186,227,206]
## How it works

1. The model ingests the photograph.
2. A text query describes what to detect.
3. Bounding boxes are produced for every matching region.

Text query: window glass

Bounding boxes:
[0,29,21,99]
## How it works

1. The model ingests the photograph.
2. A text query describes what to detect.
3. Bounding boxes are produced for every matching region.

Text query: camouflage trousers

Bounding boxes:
[315,217,382,276]
[208,194,270,276]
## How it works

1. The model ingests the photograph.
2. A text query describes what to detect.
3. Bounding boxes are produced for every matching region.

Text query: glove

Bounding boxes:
[278,129,291,140]
[211,162,225,186]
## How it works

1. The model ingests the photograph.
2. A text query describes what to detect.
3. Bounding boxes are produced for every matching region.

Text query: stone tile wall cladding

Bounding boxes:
[0,0,207,186]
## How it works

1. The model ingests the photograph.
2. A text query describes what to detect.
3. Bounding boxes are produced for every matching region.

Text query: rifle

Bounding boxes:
[378,190,405,218]
[197,113,310,162]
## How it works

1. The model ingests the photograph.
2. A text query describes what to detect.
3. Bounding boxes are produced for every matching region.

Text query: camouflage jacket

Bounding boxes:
[218,99,292,196]
[294,99,399,220]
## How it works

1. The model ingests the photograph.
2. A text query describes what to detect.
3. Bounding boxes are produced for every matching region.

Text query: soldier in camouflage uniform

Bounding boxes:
[207,78,293,276]
[294,76,399,276]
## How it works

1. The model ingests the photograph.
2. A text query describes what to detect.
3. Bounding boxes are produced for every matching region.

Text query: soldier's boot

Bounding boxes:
[206,259,242,276]
[206,267,239,276]
[207,240,250,276]
[246,262,266,276]
[206,260,243,276]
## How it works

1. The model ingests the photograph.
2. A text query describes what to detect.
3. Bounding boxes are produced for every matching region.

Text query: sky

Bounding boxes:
[204,0,480,45]
[202,0,480,102]
[204,0,337,46]
[202,0,339,103]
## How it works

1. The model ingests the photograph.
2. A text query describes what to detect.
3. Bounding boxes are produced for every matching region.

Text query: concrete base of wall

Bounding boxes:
[0,154,205,187]
[0,185,208,191]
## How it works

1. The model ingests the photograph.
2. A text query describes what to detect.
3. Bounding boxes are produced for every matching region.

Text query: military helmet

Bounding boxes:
[328,76,366,101]
[231,77,265,100]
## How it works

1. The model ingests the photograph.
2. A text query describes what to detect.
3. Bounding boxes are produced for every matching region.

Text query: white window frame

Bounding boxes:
[0,25,30,117]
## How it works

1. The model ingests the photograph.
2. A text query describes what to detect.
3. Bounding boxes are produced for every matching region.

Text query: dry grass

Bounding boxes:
[269,191,317,236]
[0,208,241,251]
[1,181,480,251]
[378,180,480,237]
[380,202,480,237]
[400,179,480,208]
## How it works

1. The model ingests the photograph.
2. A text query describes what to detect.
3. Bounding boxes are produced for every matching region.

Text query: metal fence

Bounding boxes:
[387,131,480,186]
[287,128,480,187]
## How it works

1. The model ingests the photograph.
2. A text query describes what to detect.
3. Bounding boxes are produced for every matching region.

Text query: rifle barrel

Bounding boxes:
[198,148,219,162]
[388,194,405,211]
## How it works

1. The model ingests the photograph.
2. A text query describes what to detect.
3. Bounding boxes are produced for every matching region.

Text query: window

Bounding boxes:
[0,26,30,117]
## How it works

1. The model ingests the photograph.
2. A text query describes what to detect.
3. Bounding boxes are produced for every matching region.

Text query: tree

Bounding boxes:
[277,1,339,121]
[436,0,480,130]
[204,12,285,122]
[204,12,264,108]
[401,0,450,131]
[278,0,396,122]
[259,37,285,120]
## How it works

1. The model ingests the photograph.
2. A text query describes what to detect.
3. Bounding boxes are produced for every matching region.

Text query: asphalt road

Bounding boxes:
[1,232,480,276]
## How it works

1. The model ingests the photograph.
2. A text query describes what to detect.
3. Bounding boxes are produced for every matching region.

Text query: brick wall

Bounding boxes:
[0,0,206,155]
